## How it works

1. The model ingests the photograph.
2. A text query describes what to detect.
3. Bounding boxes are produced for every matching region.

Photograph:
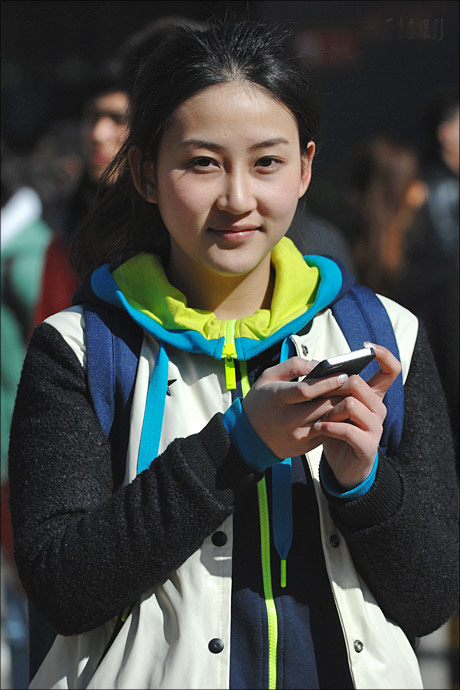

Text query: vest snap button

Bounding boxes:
[208,638,224,654]
[354,639,364,653]
[212,531,227,546]
[329,534,340,548]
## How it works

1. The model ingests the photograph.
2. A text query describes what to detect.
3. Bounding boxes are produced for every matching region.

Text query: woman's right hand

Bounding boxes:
[242,356,348,458]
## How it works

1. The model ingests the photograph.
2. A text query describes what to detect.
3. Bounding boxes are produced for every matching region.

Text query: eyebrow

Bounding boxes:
[181,137,290,152]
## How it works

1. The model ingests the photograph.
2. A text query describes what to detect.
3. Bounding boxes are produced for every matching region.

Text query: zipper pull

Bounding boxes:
[222,320,237,390]
[222,342,237,389]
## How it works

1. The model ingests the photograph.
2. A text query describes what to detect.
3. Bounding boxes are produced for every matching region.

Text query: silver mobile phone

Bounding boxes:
[304,347,376,380]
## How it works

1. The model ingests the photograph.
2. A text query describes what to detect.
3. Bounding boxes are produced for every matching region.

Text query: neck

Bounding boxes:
[167,255,274,320]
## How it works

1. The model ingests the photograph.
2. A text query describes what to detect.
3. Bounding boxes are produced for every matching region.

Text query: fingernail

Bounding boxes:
[363,341,375,349]
[337,374,348,383]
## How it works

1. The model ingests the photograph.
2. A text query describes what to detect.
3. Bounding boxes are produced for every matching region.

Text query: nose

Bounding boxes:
[215,169,257,215]
[91,116,118,145]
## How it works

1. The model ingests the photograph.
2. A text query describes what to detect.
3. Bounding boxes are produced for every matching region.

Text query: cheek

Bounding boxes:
[160,174,215,218]
[258,174,303,220]
[114,125,128,146]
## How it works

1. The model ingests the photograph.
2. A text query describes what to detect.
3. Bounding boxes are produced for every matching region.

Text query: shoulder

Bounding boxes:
[375,294,418,383]
[44,306,86,368]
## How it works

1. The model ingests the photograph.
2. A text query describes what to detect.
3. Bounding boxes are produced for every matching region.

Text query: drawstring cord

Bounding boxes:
[272,336,294,587]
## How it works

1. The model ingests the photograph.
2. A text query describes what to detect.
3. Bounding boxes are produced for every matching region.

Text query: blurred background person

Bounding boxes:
[1,148,52,690]
[33,68,129,324]
[345,135,458,463]
[421,86,459,265]
[346,137,427,295]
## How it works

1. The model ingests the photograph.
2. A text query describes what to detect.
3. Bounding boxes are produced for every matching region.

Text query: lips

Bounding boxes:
[208,226,261,243]
[210,225,261,232]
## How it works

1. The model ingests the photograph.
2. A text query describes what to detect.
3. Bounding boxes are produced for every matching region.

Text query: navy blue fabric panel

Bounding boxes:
[230,480,269,690]
[85,308,115,438]
[331,285,404,455]
[271,457,353,690]
[230,358,353,690]
[84,306,143,488]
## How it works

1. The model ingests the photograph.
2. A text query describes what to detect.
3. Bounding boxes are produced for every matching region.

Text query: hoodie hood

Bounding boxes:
[90,236,343,360]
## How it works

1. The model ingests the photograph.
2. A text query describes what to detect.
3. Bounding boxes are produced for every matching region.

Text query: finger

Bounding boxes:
[329,374,387,419]
[294,397,337,425]
[274,373,349,405]
[319,396,383,434]
[363,342,401,399]
[259,356,318,384]
[313,419,372,453]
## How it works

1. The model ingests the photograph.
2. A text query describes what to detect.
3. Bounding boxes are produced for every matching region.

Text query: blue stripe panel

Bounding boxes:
[222,398,279,473]
[137,344,169,474]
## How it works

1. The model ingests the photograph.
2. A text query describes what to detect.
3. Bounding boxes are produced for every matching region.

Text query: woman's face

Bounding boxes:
[133,81,314,290]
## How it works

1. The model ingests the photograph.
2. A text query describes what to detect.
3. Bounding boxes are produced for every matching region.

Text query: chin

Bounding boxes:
[206,256,267,278]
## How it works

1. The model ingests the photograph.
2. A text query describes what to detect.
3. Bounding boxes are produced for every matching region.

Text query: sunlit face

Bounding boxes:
[133,81,314,289]
[81,90,129,183]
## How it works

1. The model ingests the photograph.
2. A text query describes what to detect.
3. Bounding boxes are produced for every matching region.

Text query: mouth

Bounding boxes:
[208,226,262,242]
[91,152,111,167]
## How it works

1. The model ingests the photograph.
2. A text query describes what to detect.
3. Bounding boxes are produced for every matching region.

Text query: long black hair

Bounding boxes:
[70,18,321,277]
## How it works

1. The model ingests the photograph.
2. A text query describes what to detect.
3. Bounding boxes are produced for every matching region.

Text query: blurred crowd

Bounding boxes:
[1,14,458,690]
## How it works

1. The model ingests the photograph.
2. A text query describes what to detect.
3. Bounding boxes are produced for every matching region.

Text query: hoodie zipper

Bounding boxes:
[240,361,278,690]
[222,319,237,389]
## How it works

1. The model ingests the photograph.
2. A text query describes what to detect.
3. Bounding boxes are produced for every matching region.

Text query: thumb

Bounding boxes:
[260,356,319,385]
[364,342,401,399]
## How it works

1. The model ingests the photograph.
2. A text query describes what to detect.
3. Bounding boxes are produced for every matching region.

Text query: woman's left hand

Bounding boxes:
[313,342,401,489]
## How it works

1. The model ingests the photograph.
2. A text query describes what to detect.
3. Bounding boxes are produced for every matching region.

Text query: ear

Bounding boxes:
[298,141,316,199]
[128,147,157,203]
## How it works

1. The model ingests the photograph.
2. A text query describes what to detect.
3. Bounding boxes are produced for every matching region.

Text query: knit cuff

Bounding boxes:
[320,451,379,501]
[222,397,280,473]
[324,455,404,529]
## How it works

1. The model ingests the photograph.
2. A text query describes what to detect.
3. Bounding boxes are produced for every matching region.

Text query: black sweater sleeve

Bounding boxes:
[322,322,459,639]
[8,323,258,635]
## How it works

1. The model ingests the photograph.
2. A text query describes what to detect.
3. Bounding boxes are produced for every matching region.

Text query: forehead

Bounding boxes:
[166,81,299,144]
[87,91,129,114]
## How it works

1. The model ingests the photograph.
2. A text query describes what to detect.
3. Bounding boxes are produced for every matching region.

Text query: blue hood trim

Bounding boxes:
[90,254,342,360]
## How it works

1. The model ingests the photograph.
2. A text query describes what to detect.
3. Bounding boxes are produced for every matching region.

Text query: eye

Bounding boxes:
[110,113,128,126]
[256,156,282,170]
[189,157,219,171]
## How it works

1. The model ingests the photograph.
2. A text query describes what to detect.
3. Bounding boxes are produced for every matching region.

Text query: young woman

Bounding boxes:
[8,19,458,690]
